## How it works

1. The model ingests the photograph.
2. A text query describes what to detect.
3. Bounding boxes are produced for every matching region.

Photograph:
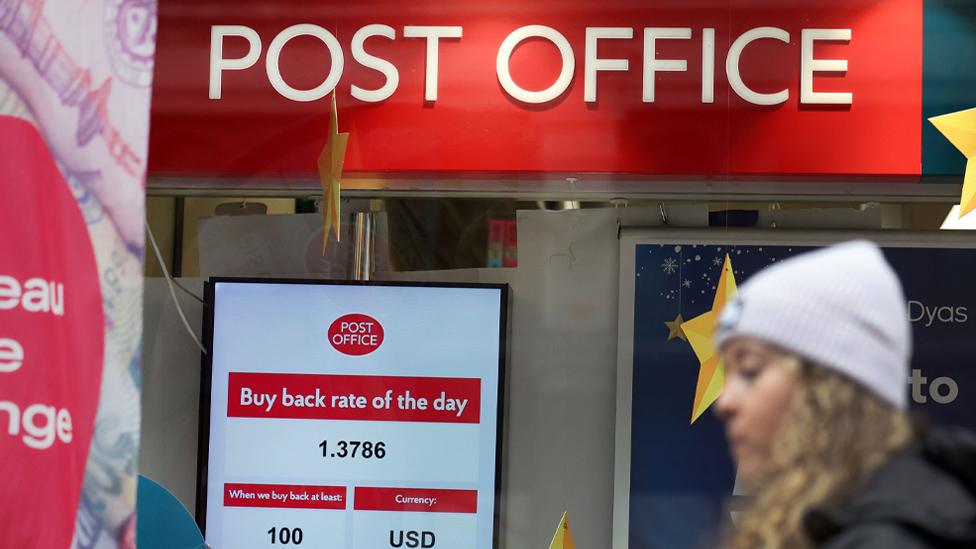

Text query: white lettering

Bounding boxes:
[0,400,18,435]
[0,275,64,316]
[908,300,925,323]
[800,29,852,105]
[267,24,344,102]
[727,27,790,106]
[239,387,277,412]
[21,278,50,314]
[395,495,437,507]
[0,275,20,309]
[0,401,70,451]
[340,321,376,333]
[49,281,64,316]
[497,25,575,104]
[702,28,716,103]
[584,27,633,103]
[0,338,24,373]
[643,27,691,103]
[403,26,463,102]
[22,404,56,450]
[351,24,400,102]
[930,377,959,404]
[433,392,469,417]
[263,391,277,412]
[56,408,72,444]
[240,387,254,406]
[332,394,368,408]
[207,24,864,108]
[908,300,969,327]
[282,388,327,408]
[209,25,261,100]
[332,333,379,346]
[909,368,960,405]
[909,368,927,404]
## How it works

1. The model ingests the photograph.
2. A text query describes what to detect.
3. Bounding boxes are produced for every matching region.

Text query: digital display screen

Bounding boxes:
[199,280,507,549]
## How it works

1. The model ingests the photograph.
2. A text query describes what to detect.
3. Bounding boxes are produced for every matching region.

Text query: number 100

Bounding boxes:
[268,527,303,545]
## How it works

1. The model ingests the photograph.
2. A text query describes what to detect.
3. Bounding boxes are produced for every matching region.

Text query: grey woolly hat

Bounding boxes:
[714,240,911,409]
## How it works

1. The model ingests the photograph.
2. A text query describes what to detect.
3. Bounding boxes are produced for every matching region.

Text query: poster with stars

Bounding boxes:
[613,234,976,549]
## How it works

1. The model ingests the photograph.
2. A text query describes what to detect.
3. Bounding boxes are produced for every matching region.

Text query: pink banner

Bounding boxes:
[0,1,156,548]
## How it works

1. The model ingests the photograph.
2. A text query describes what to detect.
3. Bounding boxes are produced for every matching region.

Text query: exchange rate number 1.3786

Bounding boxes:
[318,440,386,459]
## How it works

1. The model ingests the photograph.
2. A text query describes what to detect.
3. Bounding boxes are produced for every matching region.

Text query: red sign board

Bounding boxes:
[149,0,922,179]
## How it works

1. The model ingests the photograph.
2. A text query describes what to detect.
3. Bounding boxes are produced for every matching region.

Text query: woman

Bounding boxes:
[713,241,976,548]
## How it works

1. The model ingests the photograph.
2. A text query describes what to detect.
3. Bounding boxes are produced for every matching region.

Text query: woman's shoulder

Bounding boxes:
[805,427,976,548]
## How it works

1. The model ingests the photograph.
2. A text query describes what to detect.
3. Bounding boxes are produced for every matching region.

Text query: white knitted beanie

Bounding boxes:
[714,240,911,409]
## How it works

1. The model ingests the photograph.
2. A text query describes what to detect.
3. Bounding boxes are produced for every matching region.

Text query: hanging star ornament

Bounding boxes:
[317,93,350,252]
[929,107,976,217]
[665,313,688,342]
[548,511,576,549]
[681,254,738,424]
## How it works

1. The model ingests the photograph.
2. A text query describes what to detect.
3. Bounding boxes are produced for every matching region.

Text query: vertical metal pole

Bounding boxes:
[172,196,185,277]
[353,212,374,281]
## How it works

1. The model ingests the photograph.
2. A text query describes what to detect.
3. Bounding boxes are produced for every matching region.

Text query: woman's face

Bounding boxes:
[714,337,798,483]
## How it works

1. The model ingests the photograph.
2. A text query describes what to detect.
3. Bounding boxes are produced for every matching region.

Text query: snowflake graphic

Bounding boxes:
[683,279,692,288]
[712,257,723,267]
[662,257,679,274]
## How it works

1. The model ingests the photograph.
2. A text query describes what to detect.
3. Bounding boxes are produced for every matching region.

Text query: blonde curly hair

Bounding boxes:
[728,360,913,549]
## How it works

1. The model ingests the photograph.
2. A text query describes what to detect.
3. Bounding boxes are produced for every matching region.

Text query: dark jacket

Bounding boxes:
[804,428,976,548]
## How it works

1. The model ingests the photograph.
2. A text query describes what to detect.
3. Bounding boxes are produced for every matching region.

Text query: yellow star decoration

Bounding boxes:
[664,313,688,342]
[930,107,976,217]
[317,93,349,252]
[681,254,738,424]
[548,511,576,549]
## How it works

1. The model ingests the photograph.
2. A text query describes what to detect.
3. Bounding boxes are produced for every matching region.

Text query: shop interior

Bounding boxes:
[140,177,969,548]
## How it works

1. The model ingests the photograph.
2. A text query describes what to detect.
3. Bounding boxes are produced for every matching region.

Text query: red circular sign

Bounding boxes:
[328,313,384,356]
[0,117,104,548]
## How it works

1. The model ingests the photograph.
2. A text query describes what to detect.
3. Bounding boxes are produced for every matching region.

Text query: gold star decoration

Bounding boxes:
[548,511,576,549]
[681,254,738,424]
[664,313,688,342]
[929,108,976,217]
[316,93,349,252]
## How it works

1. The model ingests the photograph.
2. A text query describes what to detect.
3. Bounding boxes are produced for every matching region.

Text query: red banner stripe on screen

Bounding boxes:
[224,483,347,509]
[354,487,478,514]
[227,373,482,423]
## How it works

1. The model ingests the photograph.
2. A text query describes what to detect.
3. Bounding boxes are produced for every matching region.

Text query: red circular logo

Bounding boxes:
[328,314,384,355]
